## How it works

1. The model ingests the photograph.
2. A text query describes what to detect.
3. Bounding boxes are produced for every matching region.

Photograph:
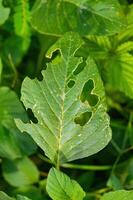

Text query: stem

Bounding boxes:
[61,163,112,171]
[38,154,112,171]
[111,113,132,173]
[86,187,111,199]
[111,139,121,154]
[38,154,52,164]
[40,171,48,177]
[8,54,18,87]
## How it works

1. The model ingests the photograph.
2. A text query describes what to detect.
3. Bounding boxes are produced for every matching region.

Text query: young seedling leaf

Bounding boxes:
[16,32,111,166]
[46,167,85,200]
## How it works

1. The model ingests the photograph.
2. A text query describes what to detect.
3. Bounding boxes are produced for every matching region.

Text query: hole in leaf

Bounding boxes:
[67,80,75,88]
[73,60,86,75]
[87,94,99,106]
[50,49,60,61]
[81,79,99,106]
[74,112,92,126]
[27,108,38,124]
[38,72,43,81]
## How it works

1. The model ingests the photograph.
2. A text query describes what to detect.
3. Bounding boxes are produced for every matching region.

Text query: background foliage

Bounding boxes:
[0,0,133,200]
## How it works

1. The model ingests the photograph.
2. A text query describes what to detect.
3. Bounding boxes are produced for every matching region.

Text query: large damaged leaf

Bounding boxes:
[31,0,125,36]
[16,32,111,166]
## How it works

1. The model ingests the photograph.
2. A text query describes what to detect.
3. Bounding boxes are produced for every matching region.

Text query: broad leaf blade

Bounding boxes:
[101,190,133,200]
[31,0,125,36]
[16,32,111,165]
[46,167,85,200]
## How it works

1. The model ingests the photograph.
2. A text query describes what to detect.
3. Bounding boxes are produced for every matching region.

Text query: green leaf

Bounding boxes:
[0,0,10,25]
[14,0,30,37]
[2,36,30,67]
[14,186,44,200]
[105,53,133,99]
[101,190,133,200]
[17,195,31,200]
[0,87,36,158]
[0,125,21,159]
[0,57,2,83]
[0,191,14,200]
[0,192,31,200]
[0,87,27,130]
[2,157,39,187]
[31,0,124,36]
[46,167,85,200]
[107,174,122,190]
[16,32,111,166]
[76,35,111,59]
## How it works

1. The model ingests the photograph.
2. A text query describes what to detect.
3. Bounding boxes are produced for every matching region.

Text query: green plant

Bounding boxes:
[0,0,133,200]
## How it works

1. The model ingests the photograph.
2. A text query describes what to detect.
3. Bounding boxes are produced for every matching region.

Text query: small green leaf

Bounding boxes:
[0,192,31,200]
[0,87,27,131]
[0,125,21,159]
[14,186,44,200]
[0,191,14,200]
[2,36,30,66]
[46,167,85,200]
[0,0,10,25]
[101,190,133,200]
[0,87,36,158]
[31,0,125,36]
[17,195,31,200]
[14,0,30,37]
[2,157,39,187]
[16,32,111,166]
[107,174,122,190]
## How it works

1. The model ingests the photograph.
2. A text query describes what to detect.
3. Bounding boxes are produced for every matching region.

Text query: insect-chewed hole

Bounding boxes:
[74,112,92,126]
[27,108,38,124]
[67,80,75,88]
[73,60,86,75]
[80,79,99,106]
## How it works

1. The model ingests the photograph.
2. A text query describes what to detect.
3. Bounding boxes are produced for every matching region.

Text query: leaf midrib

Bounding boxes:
[56,37,73,167]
